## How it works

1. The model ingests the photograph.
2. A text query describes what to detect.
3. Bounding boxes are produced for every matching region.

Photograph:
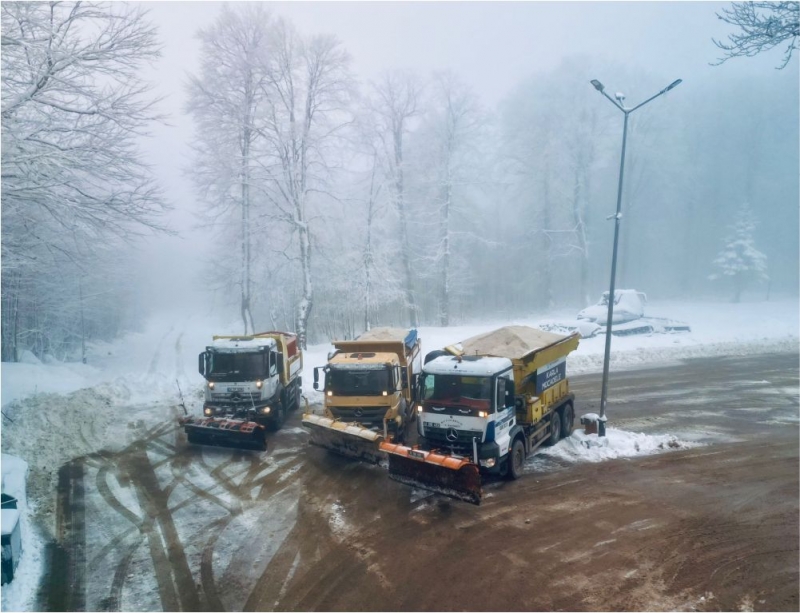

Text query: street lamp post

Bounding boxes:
[589,78,682,436]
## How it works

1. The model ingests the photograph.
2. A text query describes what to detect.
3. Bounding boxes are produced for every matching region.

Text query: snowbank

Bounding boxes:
[528,428,696,470]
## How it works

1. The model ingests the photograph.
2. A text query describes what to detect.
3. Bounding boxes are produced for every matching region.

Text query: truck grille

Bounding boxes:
[423,425,482,455]
[329,406,387,425]
[210,392,261,404]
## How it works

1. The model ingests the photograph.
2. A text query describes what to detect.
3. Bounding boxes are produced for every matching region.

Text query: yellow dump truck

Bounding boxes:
[302,328,421,463]
[381,326,580,504]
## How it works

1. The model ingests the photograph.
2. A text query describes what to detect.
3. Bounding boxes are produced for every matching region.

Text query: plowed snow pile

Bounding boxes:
[528,428,696,469]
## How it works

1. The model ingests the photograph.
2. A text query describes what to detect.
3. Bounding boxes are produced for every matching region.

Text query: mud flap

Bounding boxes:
[380,442,482,505]
[302,414,384,464]
[180,416,267,452]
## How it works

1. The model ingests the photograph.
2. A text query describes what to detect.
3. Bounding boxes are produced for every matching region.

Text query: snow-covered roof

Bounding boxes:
[210,336,276,350]
[456,326,570,360]
[424,355,513,376]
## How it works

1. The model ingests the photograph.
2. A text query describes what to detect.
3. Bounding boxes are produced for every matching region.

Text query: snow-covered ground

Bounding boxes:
[3,298,797,410]
[0,297,797,611]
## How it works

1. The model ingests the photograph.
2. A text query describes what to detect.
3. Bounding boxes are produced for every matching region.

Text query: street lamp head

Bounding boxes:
[666,79,683,92]
[590,79,604,92]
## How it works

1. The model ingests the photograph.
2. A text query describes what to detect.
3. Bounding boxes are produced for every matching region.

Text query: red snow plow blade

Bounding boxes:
[380,442,482,505]
[180,416,267,452]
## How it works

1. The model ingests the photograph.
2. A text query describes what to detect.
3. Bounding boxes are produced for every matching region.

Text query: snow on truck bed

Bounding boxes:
[457,325,573,359]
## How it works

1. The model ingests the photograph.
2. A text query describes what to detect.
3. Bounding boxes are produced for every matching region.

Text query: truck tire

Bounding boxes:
[508,438,525,480]
[290,381,301,411]
[546,411,562,446]
[269,403,285,431]
[561,403,574,439]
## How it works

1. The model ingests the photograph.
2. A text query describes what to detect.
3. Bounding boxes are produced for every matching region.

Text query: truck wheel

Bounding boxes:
[291,382,301,411]
[269,404,285,431]
[546,411,562,446]
[508,439,525,480]
[561,403,575,438]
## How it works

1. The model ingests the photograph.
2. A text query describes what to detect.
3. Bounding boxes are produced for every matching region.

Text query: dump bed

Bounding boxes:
[448,325,580,388]
[332,327,419,366]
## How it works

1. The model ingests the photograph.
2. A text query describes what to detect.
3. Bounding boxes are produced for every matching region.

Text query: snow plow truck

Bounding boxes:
[180,331,303,452]
[380,326,580,505]
[302,328,421,464]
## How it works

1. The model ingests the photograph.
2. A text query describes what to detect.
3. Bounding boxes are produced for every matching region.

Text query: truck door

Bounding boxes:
[494,378,515,456]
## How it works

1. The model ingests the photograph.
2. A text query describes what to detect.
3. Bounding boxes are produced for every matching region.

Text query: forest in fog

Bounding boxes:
[2,1,798,357]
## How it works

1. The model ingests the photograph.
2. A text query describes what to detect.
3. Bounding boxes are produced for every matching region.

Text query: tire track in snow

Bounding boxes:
[147,325,175,377]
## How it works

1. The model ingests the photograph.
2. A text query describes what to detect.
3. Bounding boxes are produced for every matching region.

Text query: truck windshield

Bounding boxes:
[421,374,492,410]
[208,352,266,382]
[327,367,390,396]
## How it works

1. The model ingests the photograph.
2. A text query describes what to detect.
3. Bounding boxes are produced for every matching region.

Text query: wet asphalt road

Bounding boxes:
[39,351,798,611]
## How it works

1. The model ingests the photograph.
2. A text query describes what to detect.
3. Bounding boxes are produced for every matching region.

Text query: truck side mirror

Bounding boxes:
[198,352,208,377]
[412,373,421,402]
[401,367,408,389]
[313,367,320,391]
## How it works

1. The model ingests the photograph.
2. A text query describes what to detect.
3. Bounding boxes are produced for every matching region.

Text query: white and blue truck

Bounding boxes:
[380,326,580,504]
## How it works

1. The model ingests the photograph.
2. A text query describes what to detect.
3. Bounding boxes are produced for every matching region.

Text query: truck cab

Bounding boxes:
[319,350,411,439]
[417,355,517,473]
[198,333,302,429]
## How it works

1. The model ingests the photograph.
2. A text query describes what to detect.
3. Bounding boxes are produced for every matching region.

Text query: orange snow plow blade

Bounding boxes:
[379,442,482,505]
[180,416,267,452]
[302,413,385,464]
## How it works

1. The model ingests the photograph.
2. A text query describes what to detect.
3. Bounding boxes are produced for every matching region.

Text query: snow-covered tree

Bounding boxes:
[185,4,272,334]
[416,71,486,326]
[710,203,769,302]
[713,1,799,69]
[367,70,425,328]
[1,1,166,361]
[253,21,354,349]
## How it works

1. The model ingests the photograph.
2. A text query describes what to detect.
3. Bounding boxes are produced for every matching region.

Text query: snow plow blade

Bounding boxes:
[380,442,482,505]
[180,416,267,452]
[302,413,385,464]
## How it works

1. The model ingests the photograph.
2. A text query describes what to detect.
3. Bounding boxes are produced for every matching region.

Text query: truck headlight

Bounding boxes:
[208,382,215,390]
[416,405,423,413]
[204,407,213,416]
[327,391,333,397]
[261,407,271,414]
[382,391,388,396]
[256,380,263,389]
[478,411,487,418]
[479,458,496,468]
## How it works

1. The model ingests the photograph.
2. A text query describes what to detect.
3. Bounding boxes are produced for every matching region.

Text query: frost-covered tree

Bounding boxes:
[710,203,769,302]
[367,71,425,328]
[253,21,354,349]
[713,1,799,69]
[1,1,167,361]
[185,4,272,334]
[417,71,486,326]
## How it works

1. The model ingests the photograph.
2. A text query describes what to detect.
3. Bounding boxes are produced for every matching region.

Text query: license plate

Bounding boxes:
[408,449,425,460]
[227,387,244,392]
